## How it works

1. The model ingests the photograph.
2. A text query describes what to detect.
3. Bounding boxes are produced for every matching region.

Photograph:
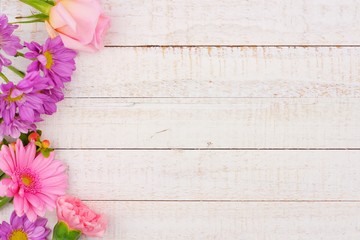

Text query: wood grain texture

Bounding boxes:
[60,150,360,201]
[69,47,360,98]
[3,0,360,45]
[82,202,360,240]
[4,47,360,98]
[2,1,360,239]
[38,98,360,149]
[2,202,360,240]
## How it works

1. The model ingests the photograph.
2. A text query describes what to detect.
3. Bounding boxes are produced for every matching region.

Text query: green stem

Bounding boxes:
[0,197,11,209]
[19,0,53,15]
[0,72,10,83]
[15,51,25,58]
[11,19,45,24]
[7,66,25,78]
[0,172,7,182]
[16,13,49,19]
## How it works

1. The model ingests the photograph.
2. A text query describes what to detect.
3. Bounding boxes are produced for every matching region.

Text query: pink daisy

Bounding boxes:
[0,139,68,222]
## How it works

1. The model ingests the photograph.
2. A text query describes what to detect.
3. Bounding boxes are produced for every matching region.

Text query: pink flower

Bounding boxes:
[0,139,68,222]
[46,0,111,52]
[56,195,107,237]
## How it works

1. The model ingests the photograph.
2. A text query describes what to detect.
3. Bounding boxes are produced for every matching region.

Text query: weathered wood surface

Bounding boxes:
[3,202,360,240]
[38,98,360,149]
[56,150,360,201]
[71,47,360,98]
[3,0,360,45]
[1,0,360,239]
[4,47,360,98]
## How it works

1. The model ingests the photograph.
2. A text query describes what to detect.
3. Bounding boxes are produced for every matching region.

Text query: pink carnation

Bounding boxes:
[56,195,107,237]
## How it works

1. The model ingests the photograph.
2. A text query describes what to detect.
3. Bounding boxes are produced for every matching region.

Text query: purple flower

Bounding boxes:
[0,15,23,56]
[0,53,11,72]
[42,87,64,115]
[0,211,50,240]
[0,116,36,139]
[25,36,77,88]
[0,72,48,124]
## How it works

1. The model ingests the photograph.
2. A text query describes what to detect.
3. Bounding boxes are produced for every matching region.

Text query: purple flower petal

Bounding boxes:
[0,53,11,71]
[0,211,51,240]
[0,15,23,56]
[25,36,77,88]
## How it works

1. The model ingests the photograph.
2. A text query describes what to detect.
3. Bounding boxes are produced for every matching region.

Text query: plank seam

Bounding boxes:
[82,200,360,203]
[104,45,360,48]
[62,97,360,100]
[55,148,360,151]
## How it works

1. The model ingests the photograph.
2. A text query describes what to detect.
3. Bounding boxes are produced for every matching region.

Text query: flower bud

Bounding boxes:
[42,139,50,148]
[28,132,40,142]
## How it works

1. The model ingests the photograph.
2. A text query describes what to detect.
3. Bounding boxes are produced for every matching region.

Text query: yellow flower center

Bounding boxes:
[17,169,40,194]
[6,89,23,102]
[44,51,54,69]
[21,175,33,187]
[9,230,28,240]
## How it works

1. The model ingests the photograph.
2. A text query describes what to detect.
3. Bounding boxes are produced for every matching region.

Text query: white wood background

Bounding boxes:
[1,0,360,239]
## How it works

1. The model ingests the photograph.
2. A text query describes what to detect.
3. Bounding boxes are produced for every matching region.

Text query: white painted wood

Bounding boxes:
[70,47,360,98]
[4,47,360,98]
[86,201,360,240]
[59,150,360,201]
[38,98,360,149]
[3,0,360,45]
[2,1,360,239]
[3,201,360,240]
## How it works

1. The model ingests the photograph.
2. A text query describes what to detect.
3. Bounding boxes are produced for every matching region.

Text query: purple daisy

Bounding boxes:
[0,15,23,56]
[0,72,49,124]
[25,36,77,88]
[0,115,36,139]
[0,211,50,240]
[42,87,64,115]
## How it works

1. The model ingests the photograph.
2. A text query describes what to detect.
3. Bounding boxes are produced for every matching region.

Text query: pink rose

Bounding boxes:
[46,0,111,52]
[56,195,107,237]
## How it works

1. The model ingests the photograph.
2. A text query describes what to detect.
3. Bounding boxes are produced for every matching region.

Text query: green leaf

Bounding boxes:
[19,132,29,146]
[19,0,53,15]
[53,221,68,239]
[0,171,6,180]
[36,129,42,136]
[44,0,55,5]
[35,141,43,148]
[2,138,9,145]
[0,138,8,148]
[67,230,82,239]
[52,221,82,240]
[41,148,51,158]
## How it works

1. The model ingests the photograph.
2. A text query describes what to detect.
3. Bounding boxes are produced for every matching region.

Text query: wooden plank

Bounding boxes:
[4,47,360,98]
[3,0,360,45]
[58,150,360,201]
[38,98,360,149]
[2,202,360,239]
[71,47,360,98]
